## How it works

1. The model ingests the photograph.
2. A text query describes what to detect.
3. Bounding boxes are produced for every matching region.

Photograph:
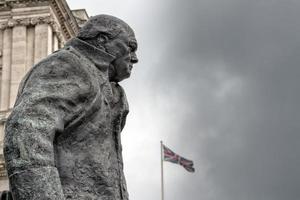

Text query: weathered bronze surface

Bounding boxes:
[4,15,138,200]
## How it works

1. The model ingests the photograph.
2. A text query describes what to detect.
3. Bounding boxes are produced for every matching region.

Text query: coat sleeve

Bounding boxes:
[3,51,96,200]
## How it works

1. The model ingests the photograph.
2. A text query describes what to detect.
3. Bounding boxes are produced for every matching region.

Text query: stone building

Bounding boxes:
[0,0,88,190]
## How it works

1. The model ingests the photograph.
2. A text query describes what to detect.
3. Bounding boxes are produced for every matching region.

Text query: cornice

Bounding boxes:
[0,15,64,44]
[50,0,79,40]
[0,0,80,41]
[0,0,49,9]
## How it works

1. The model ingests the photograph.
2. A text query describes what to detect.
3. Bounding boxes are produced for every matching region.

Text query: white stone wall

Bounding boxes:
[0,7,63,189]
[0,25,60,106]
[0,0,83,190]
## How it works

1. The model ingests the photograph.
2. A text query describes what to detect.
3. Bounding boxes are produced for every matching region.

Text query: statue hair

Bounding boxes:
[77,14,133,40]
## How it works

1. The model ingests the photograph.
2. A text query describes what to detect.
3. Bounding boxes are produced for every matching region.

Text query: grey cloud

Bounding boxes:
[141,1,300,200]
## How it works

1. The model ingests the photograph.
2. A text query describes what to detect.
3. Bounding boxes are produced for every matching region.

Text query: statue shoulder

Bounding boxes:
[15,48,98,106]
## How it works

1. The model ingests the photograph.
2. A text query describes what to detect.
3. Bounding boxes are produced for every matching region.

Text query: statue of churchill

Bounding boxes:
[4,14,138,200]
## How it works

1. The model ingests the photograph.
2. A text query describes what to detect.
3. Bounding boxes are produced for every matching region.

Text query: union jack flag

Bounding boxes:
[163,144,195,173]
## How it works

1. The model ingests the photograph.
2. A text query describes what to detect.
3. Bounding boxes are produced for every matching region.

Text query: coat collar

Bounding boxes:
[64,38,115,72]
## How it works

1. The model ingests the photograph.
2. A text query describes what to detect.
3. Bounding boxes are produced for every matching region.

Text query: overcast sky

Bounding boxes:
[68,1,300,199]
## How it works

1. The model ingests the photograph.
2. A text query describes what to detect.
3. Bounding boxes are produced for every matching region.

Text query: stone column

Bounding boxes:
[26,26,35,72]
[0,123,4,150]
[0,30,3,147]
[0,28,12,111]
[53,34,59,52]
[10,25,27,108]
[0,30,3,98]
[34,24,52,64]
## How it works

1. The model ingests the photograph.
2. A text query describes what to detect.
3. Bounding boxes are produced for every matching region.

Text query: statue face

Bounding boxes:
[106,31,138,82]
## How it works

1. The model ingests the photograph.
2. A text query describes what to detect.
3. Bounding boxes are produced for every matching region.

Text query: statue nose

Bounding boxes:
[131,53,138,64]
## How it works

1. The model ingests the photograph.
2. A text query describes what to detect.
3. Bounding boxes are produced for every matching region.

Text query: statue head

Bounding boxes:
[77,14,138,82]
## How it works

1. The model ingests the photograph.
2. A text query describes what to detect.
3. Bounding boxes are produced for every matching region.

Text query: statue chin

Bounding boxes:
[117,73,131,82]
[109,70,131,82]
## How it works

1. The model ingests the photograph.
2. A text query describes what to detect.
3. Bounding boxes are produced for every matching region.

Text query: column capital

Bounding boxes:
[0,16,53,28]
[0,16,64,44]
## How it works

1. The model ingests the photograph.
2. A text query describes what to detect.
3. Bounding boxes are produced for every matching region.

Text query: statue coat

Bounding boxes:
[4,38,130,200]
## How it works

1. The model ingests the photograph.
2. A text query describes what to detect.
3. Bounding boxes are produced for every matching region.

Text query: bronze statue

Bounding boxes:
[4,15,138,200]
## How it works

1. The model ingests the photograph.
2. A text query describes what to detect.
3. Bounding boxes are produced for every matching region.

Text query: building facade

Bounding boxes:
[0,0,88,190]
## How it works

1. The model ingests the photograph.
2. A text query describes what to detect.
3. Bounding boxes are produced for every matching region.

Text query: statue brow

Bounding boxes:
[129,40,138,51]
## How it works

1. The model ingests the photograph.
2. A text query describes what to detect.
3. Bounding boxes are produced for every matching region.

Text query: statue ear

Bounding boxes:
[97,34,109,44]
[78,23,111,39]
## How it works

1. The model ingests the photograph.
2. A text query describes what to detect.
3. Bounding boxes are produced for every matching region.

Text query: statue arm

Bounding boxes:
[3,52,95,200]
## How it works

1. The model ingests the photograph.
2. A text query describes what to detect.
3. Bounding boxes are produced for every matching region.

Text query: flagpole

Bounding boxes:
[160,141,164,200]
